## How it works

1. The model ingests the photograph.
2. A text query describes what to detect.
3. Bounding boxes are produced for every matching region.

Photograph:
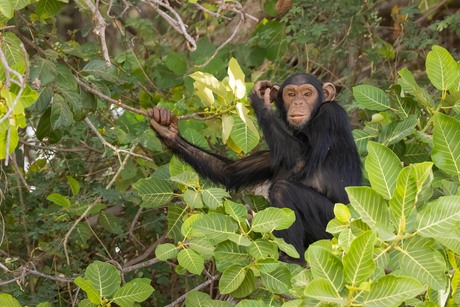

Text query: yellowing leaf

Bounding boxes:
[228,58,246,99]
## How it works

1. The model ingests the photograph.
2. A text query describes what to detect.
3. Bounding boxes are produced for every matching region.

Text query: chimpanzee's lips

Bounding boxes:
[289,114,307,123]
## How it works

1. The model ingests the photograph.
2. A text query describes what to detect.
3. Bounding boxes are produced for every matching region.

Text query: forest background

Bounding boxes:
[1,0,460,306]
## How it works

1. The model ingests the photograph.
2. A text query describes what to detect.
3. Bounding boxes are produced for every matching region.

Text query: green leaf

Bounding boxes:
[417,195,460,238]
[200,187,230,209]
[363,275,425,307]
[0,33,26,81]
[183,189,204,209]
[50,95,75,129]
[155,243,179,261]
[46,192,71,208]
[334,203,351,223]
[398,67,434,110]
[188,238,215,259]
[224,200,248,222]
[426,45,459,92]
[214,241,249,264]
[133,177,174,208]
[272,237,300,259]
[164,52,187,75]
[228,233,252,246]
[307,246,344,291]
[398,246,448,290]
[228,57,246,99]
[219,265,247,294]
[378,115,417,146]
[346,187,393,235]
[261,266,292,294]
[236,103,260,140]
[113,278,154,307]
[231,268,256,298]
[191,213,238,243]
[252,207,295,233]
[66,175,81,196]
[177,248,204,275]
[365,141,402,199]
[247,239,278,260]
[183,128,210,150]
[0,0,13,18]
[389,162,433,233]
[36,0,64,19]
[0,294,22,307]
[353,85,390,111]
[432,113,460,179]
[230,115,260,153]
[81,59,118,83]
[304,279,344,303]
[74,276,101,304]
[85,261,120,297]
[343,230,376,286]
[167,205,187,242]
[170,171,200,188]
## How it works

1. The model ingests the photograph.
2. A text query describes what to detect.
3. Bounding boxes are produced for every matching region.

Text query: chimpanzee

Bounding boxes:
[148,73,362,261]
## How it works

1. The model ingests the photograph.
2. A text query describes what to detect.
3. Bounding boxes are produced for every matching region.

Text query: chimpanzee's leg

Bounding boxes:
[269,180,335,260]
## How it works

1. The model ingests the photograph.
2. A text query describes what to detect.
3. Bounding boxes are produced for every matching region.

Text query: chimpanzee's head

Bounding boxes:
[273,73,336,129]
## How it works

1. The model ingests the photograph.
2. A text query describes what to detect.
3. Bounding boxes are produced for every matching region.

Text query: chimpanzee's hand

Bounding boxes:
[147,107,179,141]
[250,81,279,110]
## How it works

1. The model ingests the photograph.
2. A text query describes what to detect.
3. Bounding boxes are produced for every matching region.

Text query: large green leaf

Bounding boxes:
[307,246,344,291]
[417,195,460,238]
[378,115,417,146]
[177,248,204,275]
[426,45,459,92]
[231,268,256,298]
[346,186,393,236]
[389,162,433,233]
[219,265,247,294]
[113,278,154,307]
[398,67,434,110]
[81,59,118,83]
[398,246,447,290]
[0,33,26,81]
[363,275,425,307]
[191,212,238,243]
[155,243,179,261]
[251,207,295,233]
[36,0,64,19]
[133,177,174,208]
[50,95,75,129]
[200,187,230,209]
[0,294,22,307]
[304,279,344,304]
[188,238,215,259]
[224,200,248,222]
[431,113,460,179]
[73,277,101,304]
[365,141,402,199]
[84,261,120,298]
[343,231,376,286]
[260,266,292,294]
[247,239,278,260]
[353,85,390,111]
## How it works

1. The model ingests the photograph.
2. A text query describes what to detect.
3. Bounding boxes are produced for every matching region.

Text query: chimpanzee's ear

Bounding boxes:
[270,85,280,102]
[322,82,336,101]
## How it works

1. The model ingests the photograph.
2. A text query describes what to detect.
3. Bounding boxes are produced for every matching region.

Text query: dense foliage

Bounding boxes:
[0,0,459,306]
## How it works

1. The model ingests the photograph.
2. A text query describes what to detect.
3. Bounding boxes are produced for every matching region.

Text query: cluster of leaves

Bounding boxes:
[130,46,460,306]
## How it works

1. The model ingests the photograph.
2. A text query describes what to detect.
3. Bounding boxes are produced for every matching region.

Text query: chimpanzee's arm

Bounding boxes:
[249,82,303,169]
[148,107,273,190]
